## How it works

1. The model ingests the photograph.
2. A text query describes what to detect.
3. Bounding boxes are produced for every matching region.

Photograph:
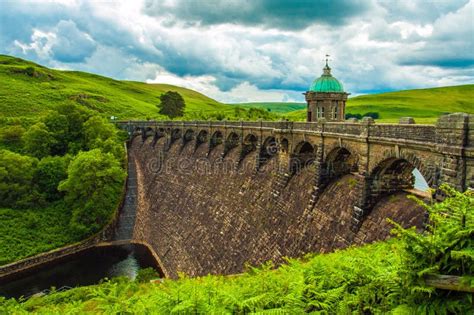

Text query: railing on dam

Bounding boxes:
[117,120,438,143]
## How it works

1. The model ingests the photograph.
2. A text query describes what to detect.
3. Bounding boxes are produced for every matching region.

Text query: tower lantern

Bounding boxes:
[305,57,350,122]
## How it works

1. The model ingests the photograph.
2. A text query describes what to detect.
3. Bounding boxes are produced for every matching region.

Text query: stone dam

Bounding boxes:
[120,113,473,278]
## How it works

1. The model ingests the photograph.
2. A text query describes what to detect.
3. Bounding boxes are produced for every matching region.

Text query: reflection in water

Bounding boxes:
[0,244,161,300]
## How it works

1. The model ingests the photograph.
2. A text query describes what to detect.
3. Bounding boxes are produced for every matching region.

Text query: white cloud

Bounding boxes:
[2,0,473,103]
[146,67,298,103]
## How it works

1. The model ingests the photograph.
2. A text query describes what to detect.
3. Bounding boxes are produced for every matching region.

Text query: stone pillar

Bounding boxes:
[435,113,469,192]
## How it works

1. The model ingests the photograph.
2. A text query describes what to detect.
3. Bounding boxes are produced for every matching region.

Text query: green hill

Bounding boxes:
[0,55,234,121]
[230,102,306,113]
[1,55,472,124]
[283,85,474,123]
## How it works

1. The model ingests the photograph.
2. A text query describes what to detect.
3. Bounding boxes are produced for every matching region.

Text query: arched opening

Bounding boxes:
[145,127,154,138]
[324,147,358,181]
[183,129,194,142]
[152,128,166,146]
[237,134,258,164]
[368,158,432,207]
[196,130,208,148]
[171,128,182,141]
[224,132,240,155]
[280,138,289,154]
[210,131,223,147]
[133,127,142,136]
[258,136,278,169]
[291,141,315,173]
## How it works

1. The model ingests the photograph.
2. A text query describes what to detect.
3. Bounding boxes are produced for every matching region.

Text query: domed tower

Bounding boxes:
[305,58,349,122]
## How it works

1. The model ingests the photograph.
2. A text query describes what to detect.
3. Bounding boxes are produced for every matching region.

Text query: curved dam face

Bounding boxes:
[130,137,425,278]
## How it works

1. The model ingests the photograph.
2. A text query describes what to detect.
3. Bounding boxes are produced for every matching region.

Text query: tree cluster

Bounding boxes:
[0,103,126,238]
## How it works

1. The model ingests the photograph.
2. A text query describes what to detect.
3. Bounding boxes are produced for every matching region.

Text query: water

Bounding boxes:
[413,168,429,192]
[0,244,162,300]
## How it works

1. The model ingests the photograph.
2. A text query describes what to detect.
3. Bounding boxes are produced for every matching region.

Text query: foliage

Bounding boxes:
[136,267,159,283]
[158,91,185,118]
[0,202,82,265]
[0,124,25,148]
[390,186,474,314]
[0,101,126,264]
[58,149,126,237]
[42,111,69,155]
[33,155,70,201]
[345,111,380,119]
[22,122,55,159]
[1,187,472,314]
[0,149,39,208]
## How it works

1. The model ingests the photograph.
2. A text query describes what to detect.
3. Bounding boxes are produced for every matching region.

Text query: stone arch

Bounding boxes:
[196,130,208,148]
[364,152,435,211]
[323,146,358,181]
[151,128,166,147]
[238,133,258,164]
[291,141,315,173]
[369,150,436,188]
[224,132,240,156]
[171,128,182,141]
[210,130,224,150]
[183,129,194,142]
[144,127,154,138]
[258,136,278,169]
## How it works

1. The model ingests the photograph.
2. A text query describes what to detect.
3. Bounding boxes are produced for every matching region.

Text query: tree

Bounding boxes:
[34,155,70,201]
[43,111,69,155]
[83,116,116,148]
[58,149,126,236]
[0,149,38,208]
[0,125,25,147]
[23,122,55,159]
[158,91,185,118]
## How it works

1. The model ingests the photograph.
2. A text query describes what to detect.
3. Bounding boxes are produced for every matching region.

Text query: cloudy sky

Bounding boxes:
[1,0,473,103]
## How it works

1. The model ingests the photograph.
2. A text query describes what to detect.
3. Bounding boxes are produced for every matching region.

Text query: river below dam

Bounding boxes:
[0,244,161,300]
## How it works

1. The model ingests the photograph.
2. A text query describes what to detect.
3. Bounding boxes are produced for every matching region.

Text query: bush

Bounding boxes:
[23,122,55,158]
[136,267,159,283]
[34,155,70,201]
[0,149,40,208]
[58,149,126,236]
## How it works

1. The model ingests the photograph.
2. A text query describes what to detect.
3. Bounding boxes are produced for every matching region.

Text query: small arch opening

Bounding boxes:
[325,147,358,180]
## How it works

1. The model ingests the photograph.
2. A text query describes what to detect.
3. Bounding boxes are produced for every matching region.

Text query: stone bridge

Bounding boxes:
[115,113,473,277]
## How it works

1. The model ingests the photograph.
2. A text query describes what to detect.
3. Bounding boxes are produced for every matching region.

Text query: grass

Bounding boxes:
[2,54,472,124]
[282,85,474,123]
[0,55,234,121]
[234,86,474,123]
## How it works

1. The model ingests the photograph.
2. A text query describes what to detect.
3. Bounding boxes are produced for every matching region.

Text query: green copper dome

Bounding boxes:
[309,63,344,93]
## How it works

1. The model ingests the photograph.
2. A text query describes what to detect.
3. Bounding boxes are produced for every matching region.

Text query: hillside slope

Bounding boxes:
[0,55,229,120]
[283,85,474,123]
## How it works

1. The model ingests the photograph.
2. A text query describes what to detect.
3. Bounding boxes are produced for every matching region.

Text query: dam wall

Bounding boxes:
[130,136,425,278]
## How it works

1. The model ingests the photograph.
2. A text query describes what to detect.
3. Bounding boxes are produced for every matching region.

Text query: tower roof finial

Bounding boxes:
[323,54,331,75]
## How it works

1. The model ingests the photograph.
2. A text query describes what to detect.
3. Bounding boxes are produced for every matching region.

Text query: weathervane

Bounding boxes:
[324,54,330,67]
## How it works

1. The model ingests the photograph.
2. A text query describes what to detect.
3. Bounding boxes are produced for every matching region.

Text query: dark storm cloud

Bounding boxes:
[143,0,371,30]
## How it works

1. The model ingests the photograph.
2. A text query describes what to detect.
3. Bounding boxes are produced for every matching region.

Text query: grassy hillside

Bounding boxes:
[283,85,474,123]
[0,55,234,121]
[231,102,306,113]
